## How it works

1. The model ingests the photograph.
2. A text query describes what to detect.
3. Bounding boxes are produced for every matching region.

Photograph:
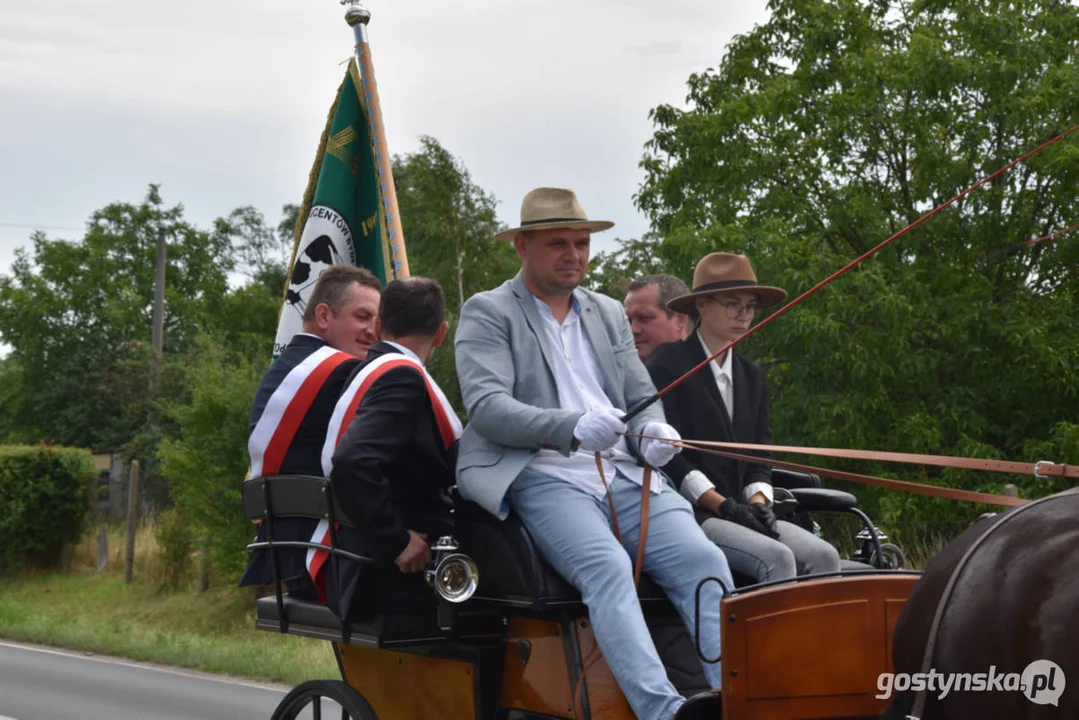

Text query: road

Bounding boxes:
[0,640,293,720]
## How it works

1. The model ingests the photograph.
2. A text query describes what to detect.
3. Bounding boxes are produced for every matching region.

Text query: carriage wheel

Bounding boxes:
[271,680,378,720]
[871,542,906,569]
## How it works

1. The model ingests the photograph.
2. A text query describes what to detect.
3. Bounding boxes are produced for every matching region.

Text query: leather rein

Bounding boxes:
[572,452,652,720]
[624,433,1078,507]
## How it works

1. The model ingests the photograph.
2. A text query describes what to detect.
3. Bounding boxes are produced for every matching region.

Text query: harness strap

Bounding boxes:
[574,453,653,720]
[650,437,1078,481]
[670,441,1028,508]
[906,486,1079,719]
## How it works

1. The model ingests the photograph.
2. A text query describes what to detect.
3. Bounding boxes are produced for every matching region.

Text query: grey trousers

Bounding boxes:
[700,517,841,582]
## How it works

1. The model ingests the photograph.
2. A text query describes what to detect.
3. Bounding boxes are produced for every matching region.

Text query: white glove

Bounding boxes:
[640,421,682,468]
[573,407,627,452]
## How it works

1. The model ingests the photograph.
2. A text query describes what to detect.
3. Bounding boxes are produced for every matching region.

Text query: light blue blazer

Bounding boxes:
[453,273,667,519]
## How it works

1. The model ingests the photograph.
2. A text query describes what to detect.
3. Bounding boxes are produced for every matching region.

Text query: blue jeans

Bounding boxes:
[508,467,733,720]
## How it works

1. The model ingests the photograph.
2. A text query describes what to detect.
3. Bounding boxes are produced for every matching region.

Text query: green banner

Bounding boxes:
[274,60,392,355]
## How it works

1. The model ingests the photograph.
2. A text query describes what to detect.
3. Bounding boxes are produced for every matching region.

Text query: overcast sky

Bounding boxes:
[0,0,770,278]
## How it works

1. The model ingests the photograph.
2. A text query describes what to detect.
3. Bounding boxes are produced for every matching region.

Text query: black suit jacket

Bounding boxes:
[646,336,774,502]
[239,334,361,587]
[329,342,456,564]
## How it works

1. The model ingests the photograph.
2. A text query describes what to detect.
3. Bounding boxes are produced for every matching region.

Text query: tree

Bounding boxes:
[0,188,291,506]
[584,235,670,298]
[158,336,266,580]
[0,185,234,450]
[391,136,519,412]
[637,0,1079,544]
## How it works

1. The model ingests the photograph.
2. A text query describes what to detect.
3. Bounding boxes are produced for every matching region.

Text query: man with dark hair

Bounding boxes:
[311,276,460,618]
[239,264,382,589]
[624,274,691,360]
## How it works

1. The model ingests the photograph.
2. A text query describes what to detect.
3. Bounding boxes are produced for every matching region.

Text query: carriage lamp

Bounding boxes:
[426,536,479,603]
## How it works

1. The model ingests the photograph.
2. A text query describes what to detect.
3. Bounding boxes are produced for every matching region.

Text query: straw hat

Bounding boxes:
[667,252,787,315]
[494,187,614,242]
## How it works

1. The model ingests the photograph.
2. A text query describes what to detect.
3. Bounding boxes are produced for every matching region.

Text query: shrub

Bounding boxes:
[155,506,196,590]
[159,336,264,582]
[0,444,97,574]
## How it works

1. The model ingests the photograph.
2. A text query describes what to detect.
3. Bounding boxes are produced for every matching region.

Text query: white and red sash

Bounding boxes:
[247,346,354,477]
[305,352,463,592]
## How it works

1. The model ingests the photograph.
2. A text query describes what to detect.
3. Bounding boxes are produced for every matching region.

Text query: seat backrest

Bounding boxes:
[243,474,357,527]
[771,468,822,490]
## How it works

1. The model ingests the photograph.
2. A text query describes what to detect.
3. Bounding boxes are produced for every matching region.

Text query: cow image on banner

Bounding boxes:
[273,51,409,357]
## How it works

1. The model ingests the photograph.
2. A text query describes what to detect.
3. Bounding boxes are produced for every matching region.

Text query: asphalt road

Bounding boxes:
[0,640,293,720]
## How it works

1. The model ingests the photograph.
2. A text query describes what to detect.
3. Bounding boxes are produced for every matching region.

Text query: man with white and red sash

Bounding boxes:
[309,277,461,620]
[239,265,382,590]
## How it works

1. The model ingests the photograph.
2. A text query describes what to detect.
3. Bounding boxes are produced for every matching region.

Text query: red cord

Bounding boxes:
[1026,221,1079,247]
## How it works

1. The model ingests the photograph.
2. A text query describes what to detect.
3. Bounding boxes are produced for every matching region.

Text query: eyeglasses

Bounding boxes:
[707,297,758,318]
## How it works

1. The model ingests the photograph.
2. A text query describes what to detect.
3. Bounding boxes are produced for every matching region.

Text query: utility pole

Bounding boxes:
[124,460,141,585]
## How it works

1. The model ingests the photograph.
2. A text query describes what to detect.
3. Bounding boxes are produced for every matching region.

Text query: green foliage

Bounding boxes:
[392,136,519,413]
[158,337,265,582]
[637,0,1079,547]
[584,236,670,298]
[0,187,293,507]
[0,185,230,450]
[0,444,97,574]
[155,506,197,591]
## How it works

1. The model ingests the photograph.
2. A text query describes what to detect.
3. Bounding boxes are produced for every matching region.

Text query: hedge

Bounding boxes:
[0,444,97,574]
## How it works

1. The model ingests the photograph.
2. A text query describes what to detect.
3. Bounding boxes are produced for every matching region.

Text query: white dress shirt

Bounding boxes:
[679,331,774,506]
[525,293,662,498]
[382,339,421,363]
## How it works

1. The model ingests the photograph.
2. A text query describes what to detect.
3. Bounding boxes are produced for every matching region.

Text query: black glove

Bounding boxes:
[748,502,778,532]
[718,498,780,539]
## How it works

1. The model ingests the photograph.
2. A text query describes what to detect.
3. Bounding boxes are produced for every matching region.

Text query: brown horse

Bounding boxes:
[882,488,1079,719]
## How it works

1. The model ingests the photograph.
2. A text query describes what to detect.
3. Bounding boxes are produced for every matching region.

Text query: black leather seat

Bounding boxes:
[451,490,677,613]
[255,594,503,648]
[771,468,822,490]
[788,487,858,511]
[255,595,446,647]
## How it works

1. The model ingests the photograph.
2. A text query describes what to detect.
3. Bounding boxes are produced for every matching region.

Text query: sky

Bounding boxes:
[0,0,771,278]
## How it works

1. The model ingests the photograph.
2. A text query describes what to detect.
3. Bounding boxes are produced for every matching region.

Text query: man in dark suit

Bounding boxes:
[317,276,461,619]
[239,264,382,589]
[623,274,691,360]
[646,253,840,582]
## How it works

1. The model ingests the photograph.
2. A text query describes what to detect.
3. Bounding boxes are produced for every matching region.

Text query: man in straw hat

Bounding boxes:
[455,188,732,719]
[647,252,841,583]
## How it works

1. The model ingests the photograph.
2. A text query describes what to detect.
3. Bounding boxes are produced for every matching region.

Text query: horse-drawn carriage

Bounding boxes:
[244,471,921,720]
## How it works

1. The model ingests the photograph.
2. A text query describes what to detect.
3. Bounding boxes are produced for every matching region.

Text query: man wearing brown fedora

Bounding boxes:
[454,188,732,720]
[647,252,841,583]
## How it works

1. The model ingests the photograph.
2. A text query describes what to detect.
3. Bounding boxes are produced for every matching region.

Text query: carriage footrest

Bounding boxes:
[788,487,858,512]
[255,595,482,648]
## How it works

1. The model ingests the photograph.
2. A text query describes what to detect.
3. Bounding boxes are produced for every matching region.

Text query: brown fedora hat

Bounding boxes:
[667,252,787,315]
[494,187,614,242]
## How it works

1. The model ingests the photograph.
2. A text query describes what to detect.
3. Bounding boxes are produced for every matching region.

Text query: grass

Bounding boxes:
[0,519,339,686]
[815,511,951,570]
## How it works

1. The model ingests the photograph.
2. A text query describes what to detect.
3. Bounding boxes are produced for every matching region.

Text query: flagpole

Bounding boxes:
[343,0,410,279]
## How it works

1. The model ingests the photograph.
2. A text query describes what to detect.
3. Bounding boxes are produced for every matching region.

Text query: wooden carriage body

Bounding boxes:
[246,475,920,720]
